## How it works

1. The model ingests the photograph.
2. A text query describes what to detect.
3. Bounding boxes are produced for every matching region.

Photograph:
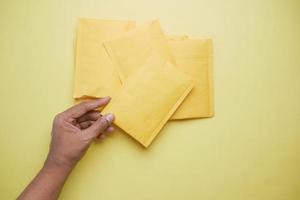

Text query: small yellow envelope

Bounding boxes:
[103,20,176,83]
[168,37,214,119]
[101,51,194,147]
[73,19,135,99]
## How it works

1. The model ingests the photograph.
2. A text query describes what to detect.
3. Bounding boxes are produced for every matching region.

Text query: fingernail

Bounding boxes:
[107,126,114,132]
[105,113,115,122]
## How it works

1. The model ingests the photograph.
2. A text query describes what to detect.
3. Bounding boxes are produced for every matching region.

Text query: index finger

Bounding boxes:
[64,97,111,119]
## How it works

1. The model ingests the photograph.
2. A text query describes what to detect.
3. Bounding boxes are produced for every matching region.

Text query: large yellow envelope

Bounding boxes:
[104,29,214,119]
[73,19,135,99]
[103,20,176,83]
[168,37,214,119]
[101,52,194,147]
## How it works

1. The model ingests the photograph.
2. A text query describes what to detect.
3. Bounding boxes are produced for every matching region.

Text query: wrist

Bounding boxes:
[44,156,76,172]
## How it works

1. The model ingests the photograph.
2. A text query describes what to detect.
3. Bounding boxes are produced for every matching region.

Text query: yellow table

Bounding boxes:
[0,0,300,199]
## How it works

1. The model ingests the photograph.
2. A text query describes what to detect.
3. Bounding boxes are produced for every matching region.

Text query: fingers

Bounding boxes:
[64,97,111,119]
[106,126,115,133]
[84,113,115,139]
[77,111,102,129]
[77,111,101,123]
[97,126,115,140]
[79,121,115,131]
[79,121,93,129]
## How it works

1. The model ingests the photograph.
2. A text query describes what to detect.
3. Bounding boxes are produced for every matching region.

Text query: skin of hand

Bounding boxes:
[18,97,115,200]
[46,97,115,168]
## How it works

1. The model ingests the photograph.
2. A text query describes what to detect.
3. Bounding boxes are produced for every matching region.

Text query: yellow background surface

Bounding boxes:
[0,0,300,199]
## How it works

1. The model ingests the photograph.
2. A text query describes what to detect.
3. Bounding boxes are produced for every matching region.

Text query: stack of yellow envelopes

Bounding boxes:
[74,18,214,147]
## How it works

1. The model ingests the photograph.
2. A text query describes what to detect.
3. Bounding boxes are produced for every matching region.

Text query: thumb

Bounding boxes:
[85,113,115,139]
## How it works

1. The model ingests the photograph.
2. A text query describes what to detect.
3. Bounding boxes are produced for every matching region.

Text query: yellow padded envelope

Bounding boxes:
[101,52,194,147]
[168,37,214,119]
[73,19,135,99]
[104,32,214,119]
[103,20,176,83]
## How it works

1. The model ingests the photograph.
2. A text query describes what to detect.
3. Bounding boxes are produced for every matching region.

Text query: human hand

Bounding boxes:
[45,97,115,169]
